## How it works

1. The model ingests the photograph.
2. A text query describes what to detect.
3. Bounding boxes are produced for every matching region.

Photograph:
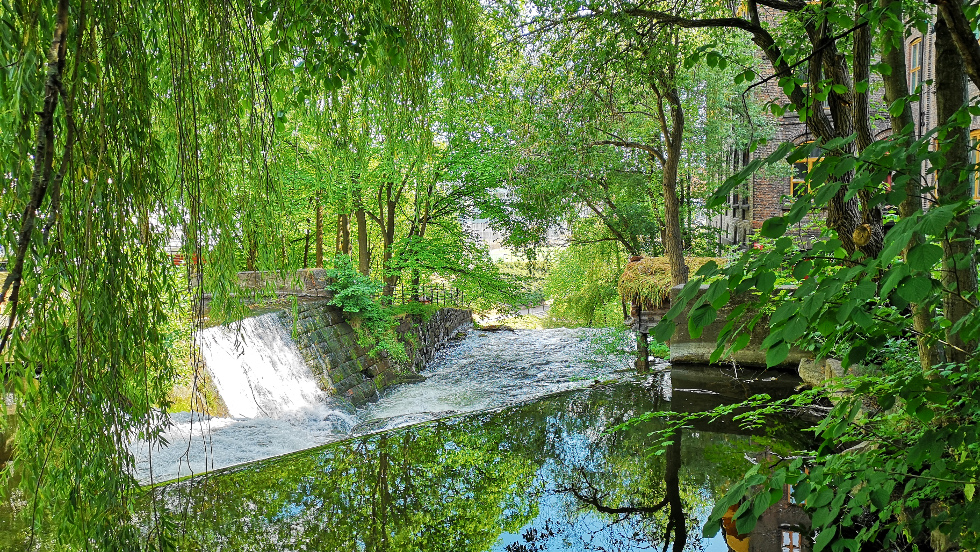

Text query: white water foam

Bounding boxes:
[133,325,634,483]
[131,312,359,483]
[132,406,357,483]
[198,313,327,418]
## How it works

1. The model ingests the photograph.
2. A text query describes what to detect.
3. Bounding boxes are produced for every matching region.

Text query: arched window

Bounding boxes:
[791,142,822,196]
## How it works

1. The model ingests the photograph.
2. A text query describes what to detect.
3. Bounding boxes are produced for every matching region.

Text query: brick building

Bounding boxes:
[714,13,980,247]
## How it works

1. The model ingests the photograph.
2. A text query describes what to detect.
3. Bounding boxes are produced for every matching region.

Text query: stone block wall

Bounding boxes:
[237,268,332,297]
[395,308,473,374]
[287,301,389,404]
[287,301,472,405]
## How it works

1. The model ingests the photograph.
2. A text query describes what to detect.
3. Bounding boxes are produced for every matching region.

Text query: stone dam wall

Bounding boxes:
[282,302,472,405]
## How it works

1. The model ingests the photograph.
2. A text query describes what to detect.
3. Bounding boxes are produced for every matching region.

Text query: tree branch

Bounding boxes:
[592,139,666,165]
[0,0,70,356]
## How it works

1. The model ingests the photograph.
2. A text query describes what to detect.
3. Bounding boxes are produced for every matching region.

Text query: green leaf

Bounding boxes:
[870,487,891,510]
[654,320,675,343]
[760,216,788,238]
[689,305,718,339]
[814,180,844,206]
[888,98,907,118]
[896,275,932,303]
[782,316,807,342]
[696,260,719,277]
[753,492,770,518]
[756,272,777,293]
[766,341,790,367]
[836,300,858,323]
[771,302,800,325]
[735,505,758,535]
[851,280,876,301]
[793,260,813,280]
[731,332,751,352]
[831,84,848,94]
[710,289,731,310]
[919,205,956,235]
[914,401,935,422]
[907,243,943,270]
[809,487,834,508]
[851,307,873,328]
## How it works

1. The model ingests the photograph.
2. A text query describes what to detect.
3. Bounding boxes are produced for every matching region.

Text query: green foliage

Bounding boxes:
[658,106,980,547]
[386,301,441,322]
[545,242,625,328]
[324,256,406,361]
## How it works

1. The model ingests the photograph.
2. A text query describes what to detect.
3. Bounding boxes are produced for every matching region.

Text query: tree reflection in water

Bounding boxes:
[542,428,688,552]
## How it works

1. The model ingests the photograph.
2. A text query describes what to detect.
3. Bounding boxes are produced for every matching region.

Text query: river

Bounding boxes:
[4,327,815,551]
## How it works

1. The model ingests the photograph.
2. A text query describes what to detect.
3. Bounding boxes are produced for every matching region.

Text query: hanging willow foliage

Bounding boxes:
[0,0,486,549]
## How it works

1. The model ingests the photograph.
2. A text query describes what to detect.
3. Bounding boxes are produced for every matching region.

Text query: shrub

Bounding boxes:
[325,256,406,361]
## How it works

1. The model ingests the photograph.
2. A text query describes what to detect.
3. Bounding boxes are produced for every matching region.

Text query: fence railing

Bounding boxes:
[386,283,465,308]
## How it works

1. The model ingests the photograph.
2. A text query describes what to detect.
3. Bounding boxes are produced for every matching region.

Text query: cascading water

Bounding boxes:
[132,313,358,483]
[197,313,325,419]
[133,326,637,484]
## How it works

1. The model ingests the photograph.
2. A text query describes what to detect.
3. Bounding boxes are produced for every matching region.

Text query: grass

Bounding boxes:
[618,256,726,310]
[386,301,442,322]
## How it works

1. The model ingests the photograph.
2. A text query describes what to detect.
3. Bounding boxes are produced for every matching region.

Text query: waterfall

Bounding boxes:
[198,313,328,418]
[135,326,630,483]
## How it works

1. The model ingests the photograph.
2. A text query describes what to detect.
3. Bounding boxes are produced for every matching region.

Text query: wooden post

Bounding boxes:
[636,302,649,373]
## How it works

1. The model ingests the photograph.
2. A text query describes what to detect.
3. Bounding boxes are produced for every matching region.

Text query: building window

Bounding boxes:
[909,38,922,92]
[971,129,980,200]
[782,530,802,551]
[791,142,822,196]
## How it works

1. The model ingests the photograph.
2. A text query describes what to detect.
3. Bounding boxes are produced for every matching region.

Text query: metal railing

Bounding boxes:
[389,283,465,308]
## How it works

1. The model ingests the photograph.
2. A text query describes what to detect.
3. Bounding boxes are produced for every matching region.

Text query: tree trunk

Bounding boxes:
[662,93,688,287]
[315,200,323,268]
[381,197,397,298]
[245,231,258,271]
[335,213,342,254]
[340,213,351,255]
[410,269,421,302]
[637,329,650,372]
[663,428,687,552]
[663,160,687,285]
[934,0,980,91]
[852,0,884,259]
[934,16,978,364]
[879,0,940,370]
[302,230,310,268]
[355,207,370,276]
[807,21,866,257]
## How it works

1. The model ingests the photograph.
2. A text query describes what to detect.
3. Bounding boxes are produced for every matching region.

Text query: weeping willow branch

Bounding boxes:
[0,0,70,356]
